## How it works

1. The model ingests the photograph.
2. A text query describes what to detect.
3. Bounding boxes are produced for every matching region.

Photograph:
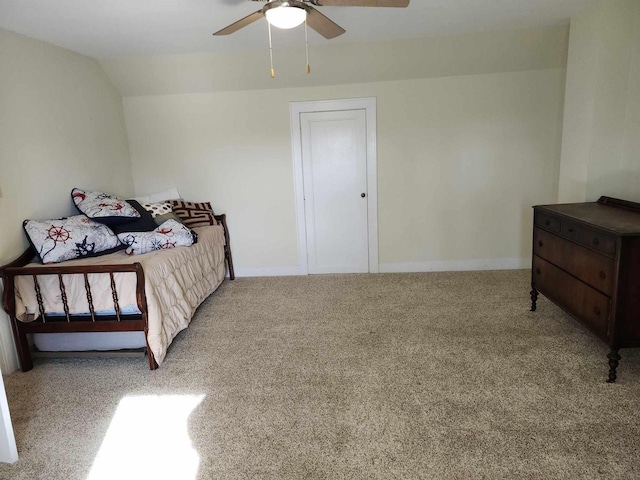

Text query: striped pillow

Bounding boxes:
[171,200,217,227]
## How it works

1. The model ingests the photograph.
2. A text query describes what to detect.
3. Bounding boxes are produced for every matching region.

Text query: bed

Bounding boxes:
[1,214,234,371]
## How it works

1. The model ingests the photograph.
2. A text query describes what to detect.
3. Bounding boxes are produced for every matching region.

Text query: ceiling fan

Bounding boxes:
[213,0,410,39]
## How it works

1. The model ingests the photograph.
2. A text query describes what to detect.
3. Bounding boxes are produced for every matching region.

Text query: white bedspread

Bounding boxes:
[14,225,226,364]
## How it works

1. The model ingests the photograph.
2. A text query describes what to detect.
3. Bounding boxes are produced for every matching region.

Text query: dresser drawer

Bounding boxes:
[560,220,617,257]
[533,255,611,339]
[534,211,561,233]
[533,228,615,296]
[534,208,618,257]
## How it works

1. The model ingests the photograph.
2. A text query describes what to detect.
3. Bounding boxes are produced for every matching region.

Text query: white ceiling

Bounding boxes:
[0,0,597,59]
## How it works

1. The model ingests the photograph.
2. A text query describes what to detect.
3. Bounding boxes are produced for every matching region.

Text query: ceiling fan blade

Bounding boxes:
[307,7,346,39]
[213,10,264,36]
[319,0,410,6]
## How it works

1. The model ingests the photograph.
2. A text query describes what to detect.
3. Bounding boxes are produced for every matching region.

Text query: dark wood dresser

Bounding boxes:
[531,196,640,382]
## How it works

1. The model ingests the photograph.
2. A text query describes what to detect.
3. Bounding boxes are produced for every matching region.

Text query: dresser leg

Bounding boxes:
[607,349,621,383]
[530,288,538,312]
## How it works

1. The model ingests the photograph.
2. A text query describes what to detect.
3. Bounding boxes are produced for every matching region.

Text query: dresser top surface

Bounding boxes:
[535,201,640,235]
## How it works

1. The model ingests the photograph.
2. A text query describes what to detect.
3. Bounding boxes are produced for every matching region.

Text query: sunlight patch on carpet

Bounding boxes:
[87,394,205,480]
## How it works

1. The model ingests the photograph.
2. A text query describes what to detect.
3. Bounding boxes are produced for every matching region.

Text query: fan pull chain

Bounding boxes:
[305,18,311,74]
[268,21,275,78]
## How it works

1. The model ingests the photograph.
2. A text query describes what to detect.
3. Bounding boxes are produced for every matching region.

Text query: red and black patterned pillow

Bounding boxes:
[23,215,123,264]
[116,220,196,255]
[72,188,140,226]
[171,200,217,228]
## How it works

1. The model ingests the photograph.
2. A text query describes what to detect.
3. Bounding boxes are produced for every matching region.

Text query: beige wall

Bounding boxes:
[119,26,568,275]
[558,0,640,203]
[118,27,568,274]
[124,68,566,273]
[0,29,133,373]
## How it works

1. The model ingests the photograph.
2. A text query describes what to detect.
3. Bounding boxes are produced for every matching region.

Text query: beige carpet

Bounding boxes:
[1,270,639,479]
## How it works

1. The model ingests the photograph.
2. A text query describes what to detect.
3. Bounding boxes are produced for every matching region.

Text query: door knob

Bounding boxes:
[361,193,366,198]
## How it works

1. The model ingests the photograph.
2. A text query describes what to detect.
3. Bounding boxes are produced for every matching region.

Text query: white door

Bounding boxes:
[300,109,369,274]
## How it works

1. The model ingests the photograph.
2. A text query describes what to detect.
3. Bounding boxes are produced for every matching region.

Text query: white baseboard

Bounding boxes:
[231,259,530,278]
[378,258,530,273]
[232,266,303,278]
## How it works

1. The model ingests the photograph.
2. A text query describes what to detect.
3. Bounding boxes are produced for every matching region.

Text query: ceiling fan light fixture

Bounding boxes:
[265,5,307,30]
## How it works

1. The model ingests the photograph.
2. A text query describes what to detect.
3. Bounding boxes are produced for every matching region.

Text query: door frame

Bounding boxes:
[289,97,378,275]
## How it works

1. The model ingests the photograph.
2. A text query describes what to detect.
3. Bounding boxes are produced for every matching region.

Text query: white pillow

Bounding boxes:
[134,187,181,204]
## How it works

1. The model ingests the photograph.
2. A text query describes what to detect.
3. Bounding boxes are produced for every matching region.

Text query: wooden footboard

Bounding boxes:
[1,250,157,372]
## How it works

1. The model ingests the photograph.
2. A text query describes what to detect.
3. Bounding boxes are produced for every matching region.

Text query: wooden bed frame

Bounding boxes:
[0,214,234,372]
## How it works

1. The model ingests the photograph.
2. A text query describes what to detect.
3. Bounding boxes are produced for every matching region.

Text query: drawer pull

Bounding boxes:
[538,240,544,247]
[593,237,600,246]
[594,306,601,316]
[599,271,606,280]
